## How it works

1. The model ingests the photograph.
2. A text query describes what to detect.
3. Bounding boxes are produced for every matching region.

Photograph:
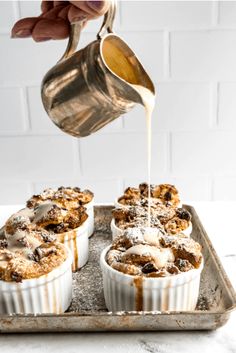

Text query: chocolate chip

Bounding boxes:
[176,208,191,221]
[34,247,44,261]
[142,262,157,274]
[0,239,8,249]
[41,232,55,243]
[28,252,36,261]
[50,222,67,233]
[164,191,172,201]
[34,246,57,262]
[26,200,34,208]
[167,264,179,275]
[17,237,30,247]
[175,258,193,272]
[11,271,22,283]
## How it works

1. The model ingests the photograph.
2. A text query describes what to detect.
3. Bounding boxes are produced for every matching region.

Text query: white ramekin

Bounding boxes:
[58,219,89,271]
[110,218,123,240]
[114,199,130,209]
[84,198,94,237]
[165,222,192,237]
[0,250,72,315]
[100,246,203,312]
[110,218,192,240]
[181,222,192,236]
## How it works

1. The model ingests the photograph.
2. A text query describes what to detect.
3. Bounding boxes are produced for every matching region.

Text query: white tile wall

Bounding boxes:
[0,1,16,33]
[124,82,211,131]
[213,176,236,200]
[80,132,168,178]
[218,83,236,129]
[172,131,236,174]
[219,1,236,26]
[0,136,79,179]
[121,1,212,30]
[171,31,236,81]
[0,87,26,132]
[18,0,40,18]
[0,1,236,204]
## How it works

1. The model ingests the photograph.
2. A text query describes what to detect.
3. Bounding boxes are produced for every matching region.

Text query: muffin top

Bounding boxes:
[106,228,202,278]
[5,201,88,235]
[112,205,191,235]
[27,186,94,209]
[33,202,88,233]
[118,183,180,208]
[0,216,68,282]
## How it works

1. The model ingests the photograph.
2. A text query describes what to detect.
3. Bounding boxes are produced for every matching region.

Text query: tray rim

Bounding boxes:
[0,204,235,327]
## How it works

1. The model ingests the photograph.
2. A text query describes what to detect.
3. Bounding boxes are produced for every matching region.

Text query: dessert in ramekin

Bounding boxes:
[100,228,203,312]
[111,205,192,239]
[27,186,94,237]
[0,215,72,314]
[116,183,181,208]
[13,201,89,272]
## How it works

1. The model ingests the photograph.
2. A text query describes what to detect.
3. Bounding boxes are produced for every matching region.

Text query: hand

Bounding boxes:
[11,1,109,42]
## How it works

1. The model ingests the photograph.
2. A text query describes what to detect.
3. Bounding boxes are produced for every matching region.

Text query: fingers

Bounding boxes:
[32,18,70,41]
[58,5,71,20]
[69,1,110,18]
[11,0,110,41]
[11,17,40,38]
[53,1,69,8]
[41,1,53,13]
[67,5,88,22]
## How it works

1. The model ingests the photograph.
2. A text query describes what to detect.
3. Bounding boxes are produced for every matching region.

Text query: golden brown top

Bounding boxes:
[27,186,94,209]
[33,202,88,233]
[5,201,88,235]
[106,228,202,277]
[118,183,180,208]
[113,206,191,235]
[0,221,68,282]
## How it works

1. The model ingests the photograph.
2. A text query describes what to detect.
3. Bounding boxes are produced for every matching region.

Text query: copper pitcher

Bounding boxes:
[41,0,155,137]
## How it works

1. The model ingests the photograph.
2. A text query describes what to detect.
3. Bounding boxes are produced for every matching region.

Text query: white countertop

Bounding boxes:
[0,202,235,353]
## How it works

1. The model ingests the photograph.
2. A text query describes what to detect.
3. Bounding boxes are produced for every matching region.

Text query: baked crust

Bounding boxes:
[112,205,191,234]
[106,228,202,277]
[112,206,165,230]
[118,183,180,208]
[27,186,94,209]
[0,238,67,282]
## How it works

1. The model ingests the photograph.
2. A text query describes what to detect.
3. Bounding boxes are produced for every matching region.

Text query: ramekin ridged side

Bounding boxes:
[84,198,94,237]
[100,246,203,312]
[59,219,89,271]
[0,250,72,315]
[110,218,123,240]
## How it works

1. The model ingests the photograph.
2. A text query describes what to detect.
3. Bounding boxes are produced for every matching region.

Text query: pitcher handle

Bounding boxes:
[59,0,117,62]
[97,0,117,39]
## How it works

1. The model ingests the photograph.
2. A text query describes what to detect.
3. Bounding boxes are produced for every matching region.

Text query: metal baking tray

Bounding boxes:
[0,205,235,333]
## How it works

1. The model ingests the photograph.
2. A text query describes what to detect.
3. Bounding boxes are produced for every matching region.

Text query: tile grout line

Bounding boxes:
[77,138,83,177]
[117,0,123,29]
[163,30,170,80]
[215,82,220,126]
[211,1,220,26]
[209,82,218,129]
[167,131,172,174]
[22,86,31,132]
[12,0,20,21]
[209,175,215,201]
